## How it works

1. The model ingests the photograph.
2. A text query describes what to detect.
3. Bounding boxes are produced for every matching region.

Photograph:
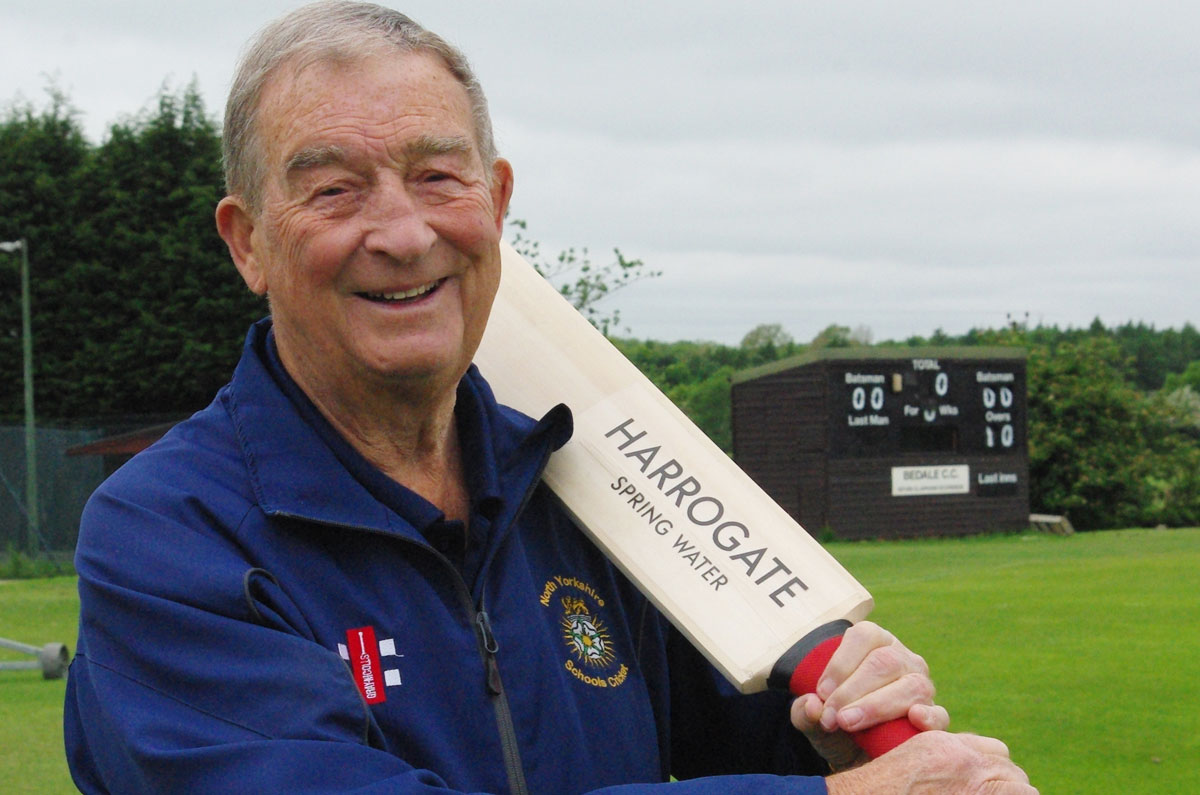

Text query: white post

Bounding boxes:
[0,239,36,552]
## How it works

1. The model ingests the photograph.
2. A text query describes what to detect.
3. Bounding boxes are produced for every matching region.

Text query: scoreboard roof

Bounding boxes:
[731,346,1026,385]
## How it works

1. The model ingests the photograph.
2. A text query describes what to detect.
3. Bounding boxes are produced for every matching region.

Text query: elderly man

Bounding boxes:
[64,3,1035,793]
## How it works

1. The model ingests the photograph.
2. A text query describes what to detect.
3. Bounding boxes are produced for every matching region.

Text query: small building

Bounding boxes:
[65,420,180,477]
[731,347,1028,540]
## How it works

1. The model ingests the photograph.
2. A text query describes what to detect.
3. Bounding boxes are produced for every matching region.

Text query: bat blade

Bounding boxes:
[476,241,874,694]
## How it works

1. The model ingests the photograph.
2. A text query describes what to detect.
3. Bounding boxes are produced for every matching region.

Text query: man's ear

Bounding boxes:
[215,196,269,295]
[490,158,515,234]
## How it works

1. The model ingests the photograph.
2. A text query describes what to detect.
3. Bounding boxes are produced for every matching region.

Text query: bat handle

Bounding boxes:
[769,620,921,759]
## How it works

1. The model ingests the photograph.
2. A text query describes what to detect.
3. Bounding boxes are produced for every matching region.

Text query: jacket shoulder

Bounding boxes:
[81,389,257,541]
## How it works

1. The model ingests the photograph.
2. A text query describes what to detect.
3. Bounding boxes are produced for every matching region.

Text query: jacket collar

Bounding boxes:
[224,318,571,541]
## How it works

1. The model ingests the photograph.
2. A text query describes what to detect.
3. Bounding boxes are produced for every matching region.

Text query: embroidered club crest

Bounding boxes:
[560,596,615,667]
[539,575,629,689]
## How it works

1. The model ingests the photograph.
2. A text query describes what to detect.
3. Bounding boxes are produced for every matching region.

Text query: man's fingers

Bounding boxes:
[981,781,1038,794]
[952,733,1036,789]
[821,668,936,732]
[790,694,871,772]
[956,733,1014,760]
[815,621,893,698]
[824,731,1038,795]
[981,758,1035,791]
[908,702,950,732]
[817,622,930,706]
[789,693,823,733]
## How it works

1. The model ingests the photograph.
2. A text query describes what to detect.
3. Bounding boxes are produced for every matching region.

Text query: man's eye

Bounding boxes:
[318,186,347,197]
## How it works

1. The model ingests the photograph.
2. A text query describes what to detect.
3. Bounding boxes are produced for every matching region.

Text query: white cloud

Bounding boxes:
[2,0,1197,345]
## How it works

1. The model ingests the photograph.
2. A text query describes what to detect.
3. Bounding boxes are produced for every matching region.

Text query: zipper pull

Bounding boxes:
[476,610,500,654]
[476,610,503,695]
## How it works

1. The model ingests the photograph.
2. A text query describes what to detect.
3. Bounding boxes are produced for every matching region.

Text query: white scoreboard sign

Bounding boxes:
[891,465,971,497]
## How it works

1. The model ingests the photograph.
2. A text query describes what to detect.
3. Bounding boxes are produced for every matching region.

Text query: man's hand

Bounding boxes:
[788,621,948,769]
[824,732,1038,794]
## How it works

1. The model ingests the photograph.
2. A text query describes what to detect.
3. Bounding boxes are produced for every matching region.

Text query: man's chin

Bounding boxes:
[361,343,472,388]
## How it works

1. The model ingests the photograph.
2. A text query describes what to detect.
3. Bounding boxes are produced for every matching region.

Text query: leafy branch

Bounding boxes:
[506,217,660,337]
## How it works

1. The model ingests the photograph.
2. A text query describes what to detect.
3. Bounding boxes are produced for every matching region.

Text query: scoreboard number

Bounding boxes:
[985,424,1015,449]
[832,360,1023,458]
[982,381,1016,449]
[851,385,885,412]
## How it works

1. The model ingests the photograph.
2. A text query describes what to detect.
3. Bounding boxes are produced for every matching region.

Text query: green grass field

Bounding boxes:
[0,576,77,794]
[2,528,1197,793]
[832,527,1200,795]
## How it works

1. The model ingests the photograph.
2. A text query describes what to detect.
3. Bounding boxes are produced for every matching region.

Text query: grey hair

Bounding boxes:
[223,1,496,211]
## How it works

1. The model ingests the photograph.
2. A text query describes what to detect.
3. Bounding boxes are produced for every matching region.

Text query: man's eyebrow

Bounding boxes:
[405,134,473,159]
[285,145,347,174]
[283,136,473,176]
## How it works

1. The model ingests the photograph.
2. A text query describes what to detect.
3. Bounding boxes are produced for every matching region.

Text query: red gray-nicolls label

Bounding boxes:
[346,626,386,704]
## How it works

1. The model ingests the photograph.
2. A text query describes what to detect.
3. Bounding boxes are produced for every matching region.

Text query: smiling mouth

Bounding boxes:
[359,279,445,303]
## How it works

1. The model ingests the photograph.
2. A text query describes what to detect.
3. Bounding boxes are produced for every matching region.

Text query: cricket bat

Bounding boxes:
[475,241,918,758]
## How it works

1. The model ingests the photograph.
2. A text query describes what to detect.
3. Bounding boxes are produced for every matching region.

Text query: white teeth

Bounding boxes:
[367,279,441,301]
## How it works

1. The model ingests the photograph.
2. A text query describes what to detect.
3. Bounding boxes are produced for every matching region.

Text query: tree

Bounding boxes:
[0,84,266,420]
[739,323,793,351]
[1025,335,1197,529]
[0,90,91,420]
[43,84,264,418]
[1112,321,1200,390]
[1163,359,1200,394]
[667,366,738,452]
[848,324,874,346]
[506,217,659,336]
[809,324,854,349]
[1145,388,1200,525]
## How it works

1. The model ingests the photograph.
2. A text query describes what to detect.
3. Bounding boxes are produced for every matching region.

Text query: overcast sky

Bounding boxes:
[3,1,1197,344]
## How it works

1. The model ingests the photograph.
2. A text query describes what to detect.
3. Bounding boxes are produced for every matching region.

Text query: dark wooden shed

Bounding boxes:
[65,420,179,477]
[731,347,1028,540]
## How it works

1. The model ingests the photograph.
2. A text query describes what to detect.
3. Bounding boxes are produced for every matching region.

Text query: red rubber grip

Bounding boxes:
[788,635,921,758]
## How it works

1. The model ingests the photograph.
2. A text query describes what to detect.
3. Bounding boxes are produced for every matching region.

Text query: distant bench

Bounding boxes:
[1028,513,1075,535]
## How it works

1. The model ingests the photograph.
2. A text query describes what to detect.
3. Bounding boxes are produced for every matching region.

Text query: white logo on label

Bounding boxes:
[338,635,404,689]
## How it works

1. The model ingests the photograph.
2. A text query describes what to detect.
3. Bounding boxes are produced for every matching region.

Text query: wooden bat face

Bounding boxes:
[475,242,873,693]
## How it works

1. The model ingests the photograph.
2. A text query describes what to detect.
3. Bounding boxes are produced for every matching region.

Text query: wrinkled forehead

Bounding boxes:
[256,50,478,165]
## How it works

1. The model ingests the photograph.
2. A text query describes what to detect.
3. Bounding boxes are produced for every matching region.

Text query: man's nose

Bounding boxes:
[362,174,436,260]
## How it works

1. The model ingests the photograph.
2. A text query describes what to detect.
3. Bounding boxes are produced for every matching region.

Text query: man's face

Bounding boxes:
[223,51,513,395]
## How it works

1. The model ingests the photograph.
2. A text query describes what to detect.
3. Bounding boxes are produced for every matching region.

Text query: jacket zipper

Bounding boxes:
[270,518,529,795]
[429,440,555,795]
[461,442,557,795]
[266,412,560,795]
[472,606,527,795]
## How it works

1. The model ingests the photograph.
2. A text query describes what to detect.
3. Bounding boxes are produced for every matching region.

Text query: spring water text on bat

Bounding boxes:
[603,418,808,608]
